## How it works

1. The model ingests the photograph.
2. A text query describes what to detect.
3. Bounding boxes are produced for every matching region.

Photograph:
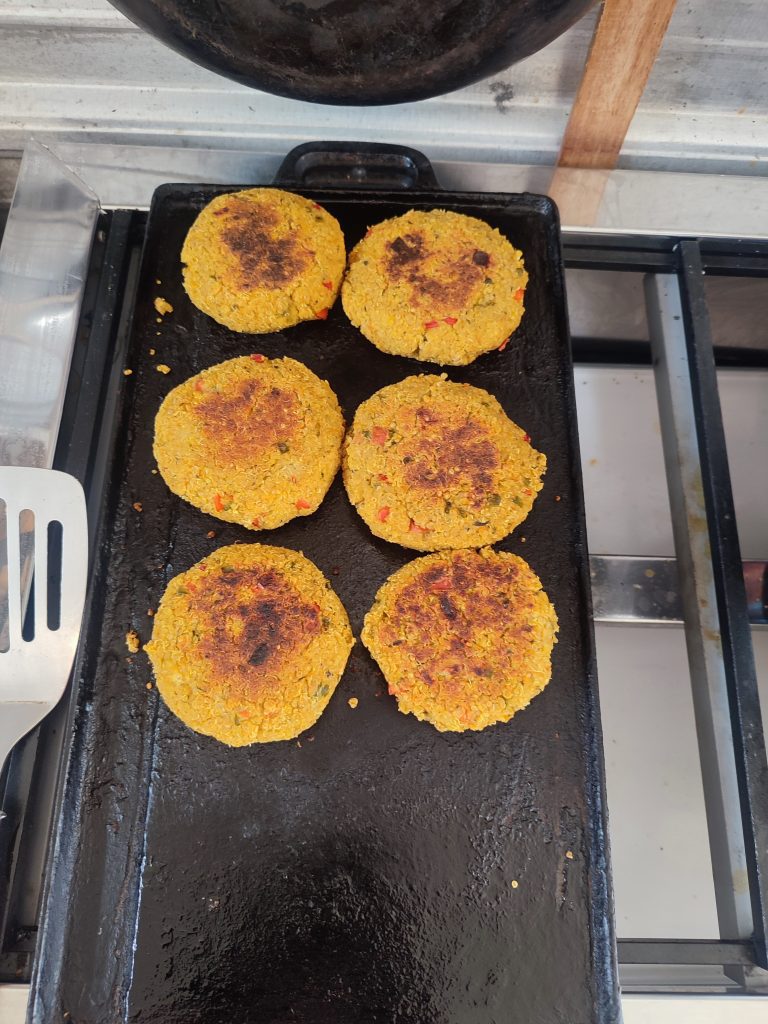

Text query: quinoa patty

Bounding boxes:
[181,188,346,333]
[343,374,545,550]
[145,544,354,745]
[341,209,527,365]
[362,548,558,733]
[153,355,344,530]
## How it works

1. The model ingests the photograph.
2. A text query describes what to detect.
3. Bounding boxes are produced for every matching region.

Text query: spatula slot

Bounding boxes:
[20,509,35,643]
[47,520,63,633]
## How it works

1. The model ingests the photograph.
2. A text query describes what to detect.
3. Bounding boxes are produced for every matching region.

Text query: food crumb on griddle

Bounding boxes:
[156,364,171,374]
[348,696,359,709]
[206,530,216,539]
[511,880,519,889]
[156,317,163,324]
[123,368,133,376]
[133,501,143,512]
[125,630,141,653]
[146,682,153,690]
[154,296,174,316]
[151,468,158,474]
[147,608,155,617]
[149,348,156,356]
[565,850,574,860]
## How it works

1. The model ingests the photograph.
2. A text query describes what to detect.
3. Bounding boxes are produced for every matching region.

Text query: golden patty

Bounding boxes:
[343,374,545,551]
[145,544,354,745]
[181,188,346,333]
[362,548,558,733]
[153,355,344,530]
[341,209,528,365]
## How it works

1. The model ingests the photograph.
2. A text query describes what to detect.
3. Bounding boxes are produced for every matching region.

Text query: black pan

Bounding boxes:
[29,143,619,1024]
[107,0,596,105]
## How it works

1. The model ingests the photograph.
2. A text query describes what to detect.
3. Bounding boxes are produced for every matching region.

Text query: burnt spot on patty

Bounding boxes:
[196,566,320,687]
[196,376,298,463]
[390,553,539,685]
[386,233,426,272]
[403,410,499,505]
[220,198,311,290]
[382,230,491,312]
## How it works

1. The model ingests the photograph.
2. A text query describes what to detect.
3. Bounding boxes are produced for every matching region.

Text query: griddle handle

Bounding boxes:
[274,142,440,191]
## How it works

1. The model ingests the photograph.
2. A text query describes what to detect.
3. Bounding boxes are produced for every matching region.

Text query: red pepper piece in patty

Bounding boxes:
[322,280,333,291]
[523,433,531,443]
[296,498,312,510]
[424,320,439,330]
[371,426,388,446]
[443,316,458,326]
[377,506,391,522]
[250,353,266,362]
[514,288,525,302]
[498,337,510,352]
[316,308,329,320]
[408,519,429,534]
[377,473,389,483]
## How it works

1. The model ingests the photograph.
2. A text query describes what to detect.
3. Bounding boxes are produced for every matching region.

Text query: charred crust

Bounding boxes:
[403,411,499,505]
[196,566,321,683]
[197,377,297,460]
[219,198,310,290]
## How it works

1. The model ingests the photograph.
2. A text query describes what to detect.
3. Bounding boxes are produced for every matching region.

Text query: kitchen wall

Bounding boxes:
[0,0,766,184]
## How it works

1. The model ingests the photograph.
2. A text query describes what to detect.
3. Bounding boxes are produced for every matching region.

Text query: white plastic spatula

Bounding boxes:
[0,467,88,776]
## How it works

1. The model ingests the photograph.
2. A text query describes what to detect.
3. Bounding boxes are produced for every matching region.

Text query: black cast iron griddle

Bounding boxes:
[29,145,619,1023]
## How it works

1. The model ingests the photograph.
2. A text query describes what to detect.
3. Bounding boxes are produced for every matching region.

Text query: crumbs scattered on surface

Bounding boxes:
[156,317,163,324]
[206,530,216,539]
[155,278,162,285]
[149,348,156,356]
[154,296,174,316]
[123,368,133,376]
[348,697,359,709]
[565,850,574,860]
[133,501,143,513]
[511,879,519,889]
[156,364,171,374]
[146,682,153,690]
[151,468,158,474]
[147,608,155,617]
[554,495,561,502]
[125,630,140,653]
[296,740,302,748]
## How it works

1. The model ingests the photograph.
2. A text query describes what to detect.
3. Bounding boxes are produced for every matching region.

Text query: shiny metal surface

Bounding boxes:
[590,556,768,626]
[1,1,767,174]
[0,467,88,775]
[0,140,98,468]
[646,273,753,947]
